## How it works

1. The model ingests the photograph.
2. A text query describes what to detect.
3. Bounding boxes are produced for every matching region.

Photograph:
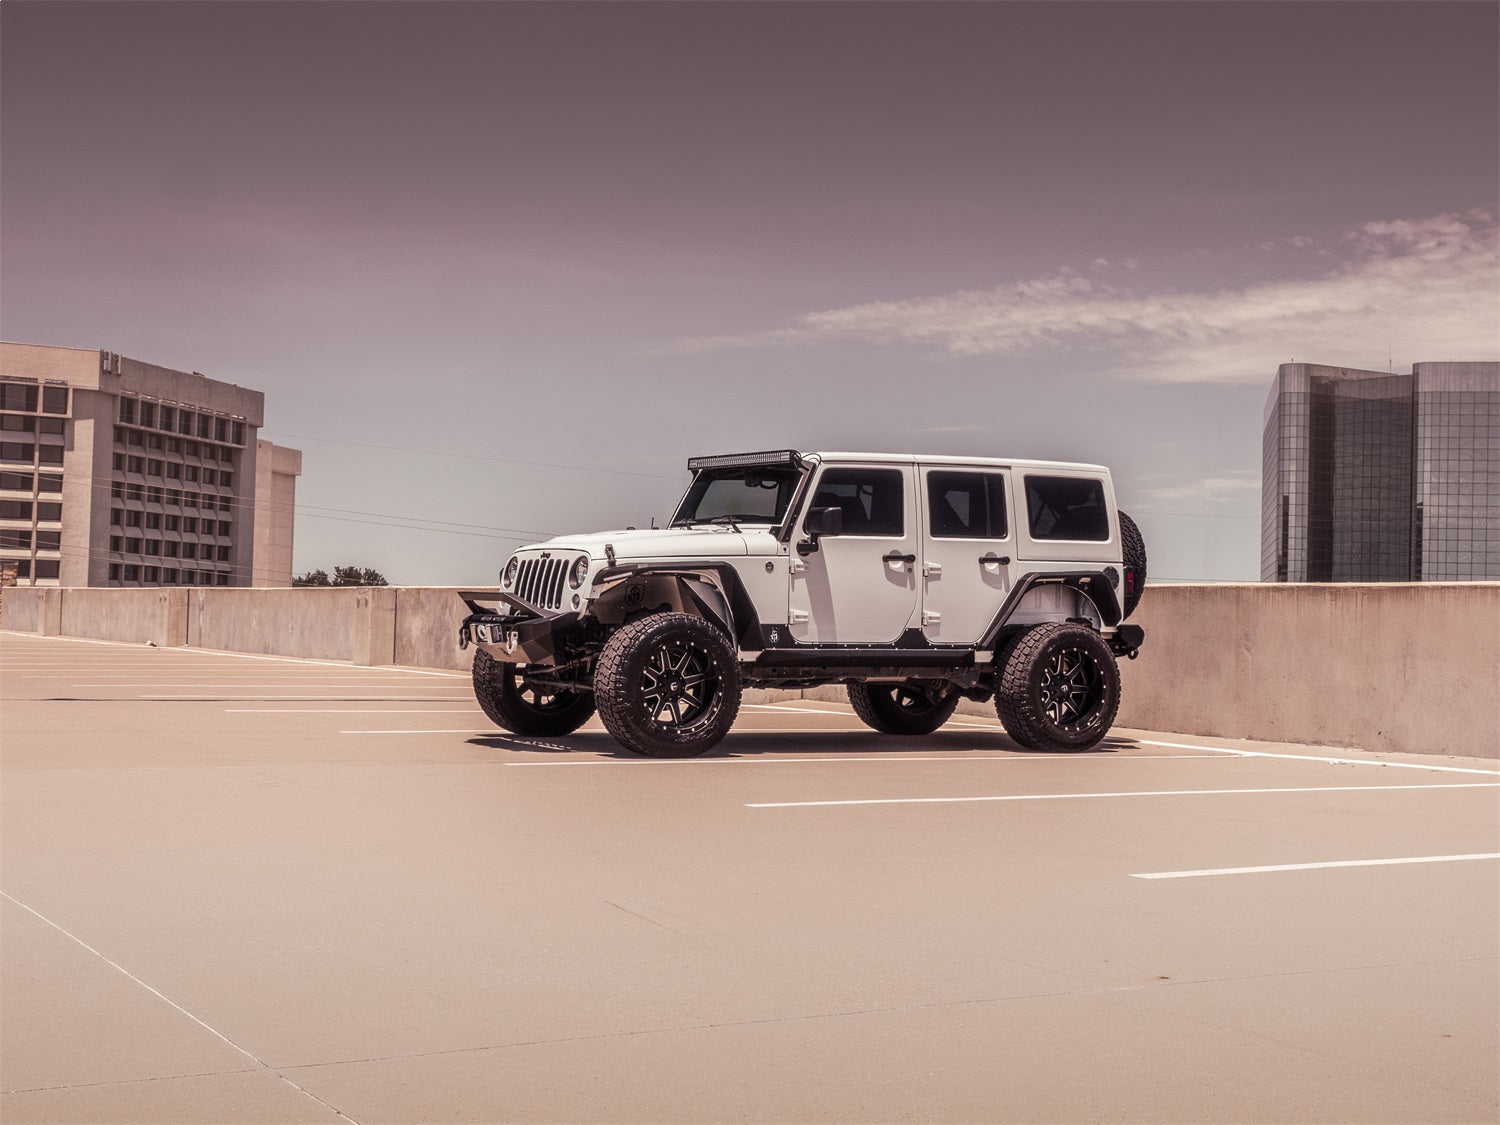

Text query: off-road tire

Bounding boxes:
[1119,509,1148,619]
[472,648,595,737]
[847,681,961,735]
[995,622,1120,752]
[595,613,741,757]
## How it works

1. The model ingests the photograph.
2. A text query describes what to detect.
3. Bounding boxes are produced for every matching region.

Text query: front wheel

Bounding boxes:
[473,649,595,736]
[595,613,742,757]
[847,681,960,735]
[995,622,1120,752]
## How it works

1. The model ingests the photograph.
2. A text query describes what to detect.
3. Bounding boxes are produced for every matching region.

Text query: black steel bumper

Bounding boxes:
[457,592,579,664]
[1108,624,1145,660]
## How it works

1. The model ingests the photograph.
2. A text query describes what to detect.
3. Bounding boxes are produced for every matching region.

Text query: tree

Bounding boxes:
[293,566,388,587]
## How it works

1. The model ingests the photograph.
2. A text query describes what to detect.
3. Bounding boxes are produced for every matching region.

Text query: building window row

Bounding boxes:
[0,471,63,494]
[1,530,61,550]
[107,537,232,562]
[107,514,230,538]
[108,487,231,513]
[1,558,61,580]
[108,564,231,586]
[0,382,69,415]
[110,450,235,488]
[1,441,65,465]
[113,425,238,465]
[117,398,245,446]
[2,413,67,434]
[0,499,62,521]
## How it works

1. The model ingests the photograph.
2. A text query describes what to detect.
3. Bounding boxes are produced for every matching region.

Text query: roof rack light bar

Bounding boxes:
[686,449,802,472]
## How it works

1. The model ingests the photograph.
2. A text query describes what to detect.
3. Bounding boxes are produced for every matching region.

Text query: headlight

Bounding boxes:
[569,555,589,589]
[502,556,519,587]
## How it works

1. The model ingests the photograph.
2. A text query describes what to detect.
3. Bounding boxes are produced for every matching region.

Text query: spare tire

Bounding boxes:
[1119,510,1147,619]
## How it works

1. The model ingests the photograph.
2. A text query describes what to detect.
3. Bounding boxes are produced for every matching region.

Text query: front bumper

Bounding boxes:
[457,593,579,664]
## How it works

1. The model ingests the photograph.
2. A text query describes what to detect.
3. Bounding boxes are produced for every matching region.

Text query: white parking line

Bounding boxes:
[145,695,472,702]
[1136,739,1500,777]
[342,729,500,735]
[1132,853,1500,879]
[747,782,1500,808]
[228,708,479,714]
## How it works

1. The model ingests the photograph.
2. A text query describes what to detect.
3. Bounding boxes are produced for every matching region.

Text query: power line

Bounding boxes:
[260,432,685,481]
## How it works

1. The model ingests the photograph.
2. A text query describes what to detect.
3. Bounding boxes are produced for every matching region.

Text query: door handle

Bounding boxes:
[883,551,916,565]
[980,555,1011,565]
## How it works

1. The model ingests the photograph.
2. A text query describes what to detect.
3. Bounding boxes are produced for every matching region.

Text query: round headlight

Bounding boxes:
[502,556,519,587]
[569,555,589,589]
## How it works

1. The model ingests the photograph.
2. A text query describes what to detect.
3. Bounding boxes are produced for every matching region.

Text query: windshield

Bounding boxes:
[672,466,804,527]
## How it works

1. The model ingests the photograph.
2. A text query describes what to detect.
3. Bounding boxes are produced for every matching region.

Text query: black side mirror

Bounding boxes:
[805,506,843,538]
[797,506,843,556]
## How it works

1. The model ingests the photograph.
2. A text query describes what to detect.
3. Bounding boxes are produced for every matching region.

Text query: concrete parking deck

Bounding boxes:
[3,631,1497,1124]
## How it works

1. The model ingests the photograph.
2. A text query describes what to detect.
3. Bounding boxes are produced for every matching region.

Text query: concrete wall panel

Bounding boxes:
[393,587,474,672]
[57,589,186,647]
[1,587,43,632]
[188,588,357,662]
[1116,583,1499,757]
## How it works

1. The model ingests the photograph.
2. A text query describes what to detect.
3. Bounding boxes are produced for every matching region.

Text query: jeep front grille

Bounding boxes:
[515,556,567,611]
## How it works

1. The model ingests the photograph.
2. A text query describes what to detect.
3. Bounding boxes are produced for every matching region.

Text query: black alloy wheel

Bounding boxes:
[472,648,595,736]
[995,622,1121,752]
[847,681,961,735]
[595,613,742,757]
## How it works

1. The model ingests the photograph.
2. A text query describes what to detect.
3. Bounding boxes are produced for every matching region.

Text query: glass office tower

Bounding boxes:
[1262,362,1499,582]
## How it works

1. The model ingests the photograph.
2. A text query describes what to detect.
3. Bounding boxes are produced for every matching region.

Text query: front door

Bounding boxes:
[918,465,1018,643]
[788,464,919,644]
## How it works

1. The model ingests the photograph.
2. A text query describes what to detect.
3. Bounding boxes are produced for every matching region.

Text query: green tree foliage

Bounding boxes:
[293,566,389,587]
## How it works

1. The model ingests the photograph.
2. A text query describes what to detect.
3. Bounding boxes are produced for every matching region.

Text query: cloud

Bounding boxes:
[673,211,1498,383]
[1130,472,1262,507]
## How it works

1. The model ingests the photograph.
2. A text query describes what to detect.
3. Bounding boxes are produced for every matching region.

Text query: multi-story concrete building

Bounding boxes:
[0,342,302,588]
[1262,361,1499,582]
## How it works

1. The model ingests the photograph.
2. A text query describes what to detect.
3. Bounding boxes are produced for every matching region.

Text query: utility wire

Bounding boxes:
[260,432,684,480]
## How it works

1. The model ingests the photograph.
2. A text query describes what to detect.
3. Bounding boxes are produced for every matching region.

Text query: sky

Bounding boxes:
[3,1,1496,584]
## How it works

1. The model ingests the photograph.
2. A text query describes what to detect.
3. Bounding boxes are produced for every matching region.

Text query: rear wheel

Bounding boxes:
[472,649,595,736]
[847,681,960,735]
[995,622,1120,752]
[595,613,741,757]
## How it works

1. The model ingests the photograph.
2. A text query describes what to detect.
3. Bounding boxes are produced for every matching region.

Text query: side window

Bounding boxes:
[928,471,1008,539]
[808,468,904,536]
[1025,476,1109,541]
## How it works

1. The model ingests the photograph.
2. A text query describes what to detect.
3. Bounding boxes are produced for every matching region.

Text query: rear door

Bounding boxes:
[788,463,919,643]
[918,465,1018,643]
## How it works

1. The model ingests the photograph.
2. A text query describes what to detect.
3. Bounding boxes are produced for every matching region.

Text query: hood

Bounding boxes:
[526,526,780,560]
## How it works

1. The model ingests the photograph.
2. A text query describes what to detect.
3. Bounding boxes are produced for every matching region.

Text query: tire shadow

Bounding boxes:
[466,728,1140,759]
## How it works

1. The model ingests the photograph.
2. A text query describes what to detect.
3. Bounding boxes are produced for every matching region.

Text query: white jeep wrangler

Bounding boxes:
[459,450,1146,757]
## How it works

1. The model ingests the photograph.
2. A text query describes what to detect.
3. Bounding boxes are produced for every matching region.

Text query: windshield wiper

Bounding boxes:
[673,515,747,530]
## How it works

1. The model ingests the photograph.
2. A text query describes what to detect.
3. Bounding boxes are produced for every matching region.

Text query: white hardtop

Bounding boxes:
[805,452,1110,474]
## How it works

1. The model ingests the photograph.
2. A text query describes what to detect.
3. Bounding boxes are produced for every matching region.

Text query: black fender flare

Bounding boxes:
[589,563,762,650]
[977,571,1122,650]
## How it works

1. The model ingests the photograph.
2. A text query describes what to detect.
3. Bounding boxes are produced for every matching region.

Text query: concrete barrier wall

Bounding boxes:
[187,588,358,662]
[59,588,188,648]
[3,582,1496,756]
[393,587,473,672]
[1114,583,1499,757]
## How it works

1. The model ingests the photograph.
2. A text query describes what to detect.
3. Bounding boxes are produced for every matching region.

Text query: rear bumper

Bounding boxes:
[1108,624,1145,659]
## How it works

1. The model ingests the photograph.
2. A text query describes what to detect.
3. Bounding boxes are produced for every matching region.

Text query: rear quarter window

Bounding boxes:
[1025,476,1109,541]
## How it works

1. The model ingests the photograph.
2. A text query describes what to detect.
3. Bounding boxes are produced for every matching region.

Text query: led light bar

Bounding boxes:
[686,449,802,472]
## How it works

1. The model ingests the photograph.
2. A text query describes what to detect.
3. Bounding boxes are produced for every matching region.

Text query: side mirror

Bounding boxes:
[805,506,843,538]
[797,506,842,556]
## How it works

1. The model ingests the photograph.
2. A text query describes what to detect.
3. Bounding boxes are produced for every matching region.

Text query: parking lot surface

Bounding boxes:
[2,631,1497,1124]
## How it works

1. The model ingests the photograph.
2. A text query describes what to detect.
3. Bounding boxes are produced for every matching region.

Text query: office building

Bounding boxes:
[1262,361,1499,582]
[0,342,302,588]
